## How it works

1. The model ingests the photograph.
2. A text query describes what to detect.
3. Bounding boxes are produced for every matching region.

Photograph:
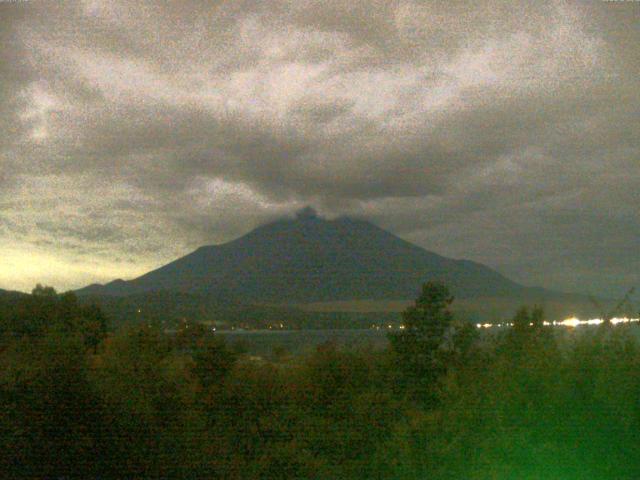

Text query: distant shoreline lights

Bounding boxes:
[475,317,640,329]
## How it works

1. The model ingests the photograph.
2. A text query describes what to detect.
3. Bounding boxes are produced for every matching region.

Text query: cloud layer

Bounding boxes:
[1,0,638,296]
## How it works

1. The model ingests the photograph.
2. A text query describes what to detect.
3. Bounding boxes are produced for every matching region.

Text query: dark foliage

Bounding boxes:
[2,284,640,478]
[388,281,455,401]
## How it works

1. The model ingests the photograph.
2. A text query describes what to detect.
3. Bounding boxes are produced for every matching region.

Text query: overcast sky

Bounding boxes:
[1,0,638,296]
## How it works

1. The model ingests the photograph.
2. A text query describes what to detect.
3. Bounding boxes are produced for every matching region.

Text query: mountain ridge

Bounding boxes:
[76,213,553,303]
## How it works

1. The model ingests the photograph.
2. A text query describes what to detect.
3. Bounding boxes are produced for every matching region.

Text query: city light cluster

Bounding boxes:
[476,317,640,329]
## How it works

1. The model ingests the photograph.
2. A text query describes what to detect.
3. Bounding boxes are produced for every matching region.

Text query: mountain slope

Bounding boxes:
[0,288,25,299]
[77,214,534,302]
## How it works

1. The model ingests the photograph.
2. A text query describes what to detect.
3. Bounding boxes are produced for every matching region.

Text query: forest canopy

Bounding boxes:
[2,283,640,479]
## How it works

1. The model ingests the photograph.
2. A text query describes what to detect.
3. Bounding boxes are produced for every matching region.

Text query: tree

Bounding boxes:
[192,336,237,390]
[31,284,57,297]
[0,328,101,478]
[19,287,109,351]
[388,281,454,400]
[78,304,108,353]
[506,305,548,352]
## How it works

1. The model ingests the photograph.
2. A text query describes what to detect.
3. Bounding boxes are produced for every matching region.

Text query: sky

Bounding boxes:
[0,0,638,297]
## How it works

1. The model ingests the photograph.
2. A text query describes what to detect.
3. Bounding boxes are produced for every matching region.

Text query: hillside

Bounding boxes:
[0,288,27,300]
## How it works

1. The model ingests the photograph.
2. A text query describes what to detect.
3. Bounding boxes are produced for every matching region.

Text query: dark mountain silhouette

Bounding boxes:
[0,288,24,299]
[76,211,557,304]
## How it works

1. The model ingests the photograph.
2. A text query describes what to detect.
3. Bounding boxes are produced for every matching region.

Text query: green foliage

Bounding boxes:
[31,283,57,297]
[0,285,108,351]
[192,335,238,389]
[4,284,640,478]
[388,281,455,401]
[510,305,545,340]
[0,330,101,478]
[89,323,206,477]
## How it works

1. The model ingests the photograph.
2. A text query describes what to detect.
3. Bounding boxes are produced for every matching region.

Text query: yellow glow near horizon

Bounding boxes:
[0,246,149,293]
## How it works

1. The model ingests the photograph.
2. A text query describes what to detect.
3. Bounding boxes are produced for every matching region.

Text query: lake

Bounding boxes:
[214,322,640,358]
[214,328,390,357]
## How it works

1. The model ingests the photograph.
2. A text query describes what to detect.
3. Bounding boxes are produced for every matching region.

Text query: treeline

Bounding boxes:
[2,283,640,478]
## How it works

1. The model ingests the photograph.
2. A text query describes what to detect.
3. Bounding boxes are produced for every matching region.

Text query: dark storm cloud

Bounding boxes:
[0,0,638,295]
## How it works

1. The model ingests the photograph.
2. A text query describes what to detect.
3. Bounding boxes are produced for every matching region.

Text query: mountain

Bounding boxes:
[0,288,30,319]
[77,211,551,304]
[0,288,25,299]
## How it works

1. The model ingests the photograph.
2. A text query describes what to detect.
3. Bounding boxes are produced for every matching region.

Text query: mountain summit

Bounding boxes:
[77,213,528,302]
